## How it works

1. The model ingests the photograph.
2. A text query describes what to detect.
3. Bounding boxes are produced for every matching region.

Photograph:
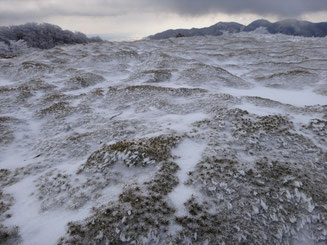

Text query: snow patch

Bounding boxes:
[221,86,326,107]
[4,176,91,245]
[0,77,12,86]
[236,102,284,116]
[168,139,206,216]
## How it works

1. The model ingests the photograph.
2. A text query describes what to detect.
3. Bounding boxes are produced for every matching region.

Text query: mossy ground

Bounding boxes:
[59,136,182,244]
[0,35,326,245]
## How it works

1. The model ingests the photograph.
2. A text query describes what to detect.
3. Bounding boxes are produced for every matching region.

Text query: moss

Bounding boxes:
[42,93,67,103]
[66,72,105,89]
[0,169,11,180]
[234,114,293,135]
[143,69,172,83]
[0,117,20,145]
[67,133,91,143]
[124,85,207,95]
[184,155,327,244]
[0,117,19,123]
[303,119,327,143]
[174,197,227,244]
[21,61,51,70]
[91,88,104,96]
[38,102,74,118]
[0,225,21,245]
[0,87,13,93]
[127,69,175,84]
[256,69,312,81]
[257,159,327,206]
[146,161,180,196]
[59,186,176,244]
[60,135,184,244]
[81,135,181,172]
[18,79,55,92]
[0,54,18,59]
[0,191,14,218]
[0,169,18,187]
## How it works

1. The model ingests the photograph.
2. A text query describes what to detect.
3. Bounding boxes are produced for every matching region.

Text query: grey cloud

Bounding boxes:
[147,0,327,17]
[0,1,126,25]
[1,0,327,26]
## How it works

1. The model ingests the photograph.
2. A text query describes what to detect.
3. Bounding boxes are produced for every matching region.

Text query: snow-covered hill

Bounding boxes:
[149,19,327,39]
[0,33,326,244]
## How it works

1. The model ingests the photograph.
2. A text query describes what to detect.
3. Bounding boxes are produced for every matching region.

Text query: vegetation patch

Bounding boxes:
[38,101,74,118]
[80,135,181,173]
[183,156,327,244]
[302,119,327,145]
[21,61,51,71]
[0,224,21,245]
[59,135,183,244]
[18,79,55,92]
[59,185,176,244]
[0,116,21,145]
[123,85,207,96]
[257,69,313,80]
[234,114,293,134]
[66,72,105,89]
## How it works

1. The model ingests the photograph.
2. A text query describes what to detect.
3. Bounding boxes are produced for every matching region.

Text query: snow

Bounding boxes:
[0,32,326,244]
[236,102,284,116]
[4,176,91,245]
[0,146,33,170]
[168,139,206,216]
[221,86,327,107]
[154,113,207,133]
[0,77,12,86]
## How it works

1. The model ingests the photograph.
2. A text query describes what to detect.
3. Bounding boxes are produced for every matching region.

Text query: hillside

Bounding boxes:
[149,19,327,39]
[0,33,326,244]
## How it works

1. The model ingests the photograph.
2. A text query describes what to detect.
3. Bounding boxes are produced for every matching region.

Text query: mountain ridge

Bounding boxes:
[149,19,327,39]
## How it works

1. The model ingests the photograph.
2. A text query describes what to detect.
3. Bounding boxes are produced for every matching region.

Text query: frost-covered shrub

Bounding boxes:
[0,22,102,55]
[0,40,29,55]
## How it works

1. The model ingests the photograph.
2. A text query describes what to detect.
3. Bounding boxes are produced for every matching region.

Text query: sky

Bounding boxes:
[1,0,327,40]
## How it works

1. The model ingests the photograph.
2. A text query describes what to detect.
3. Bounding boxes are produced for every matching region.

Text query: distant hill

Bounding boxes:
[0,23,102,54]
[243,19,272,32]
[266,19,327,37]
[149,19,327,39]
[149,22,245,40]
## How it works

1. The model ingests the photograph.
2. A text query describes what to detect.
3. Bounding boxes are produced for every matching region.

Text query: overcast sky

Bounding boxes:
[1,0,327,40]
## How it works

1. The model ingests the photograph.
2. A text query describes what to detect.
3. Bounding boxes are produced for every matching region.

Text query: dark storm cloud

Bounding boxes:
[150,0,327,16]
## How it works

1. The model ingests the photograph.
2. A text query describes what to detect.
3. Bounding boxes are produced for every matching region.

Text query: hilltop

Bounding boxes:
[149,19,327,39]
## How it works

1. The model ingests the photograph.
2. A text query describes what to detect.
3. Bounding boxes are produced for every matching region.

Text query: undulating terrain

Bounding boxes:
[0,32,326,244]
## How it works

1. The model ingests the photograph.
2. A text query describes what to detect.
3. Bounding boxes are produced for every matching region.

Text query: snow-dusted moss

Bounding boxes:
[58,136,182,244]
[81,135,181,172]
[1,32,326,245]
[0,184,21,245]
[59,186,176,244]
[117,85,207,97]
[65,72,105,90]
[0,116,21,145]
[38,102,74,118]
[183,156,327,244]
[0,224,21,245]
[302,118,327,145]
